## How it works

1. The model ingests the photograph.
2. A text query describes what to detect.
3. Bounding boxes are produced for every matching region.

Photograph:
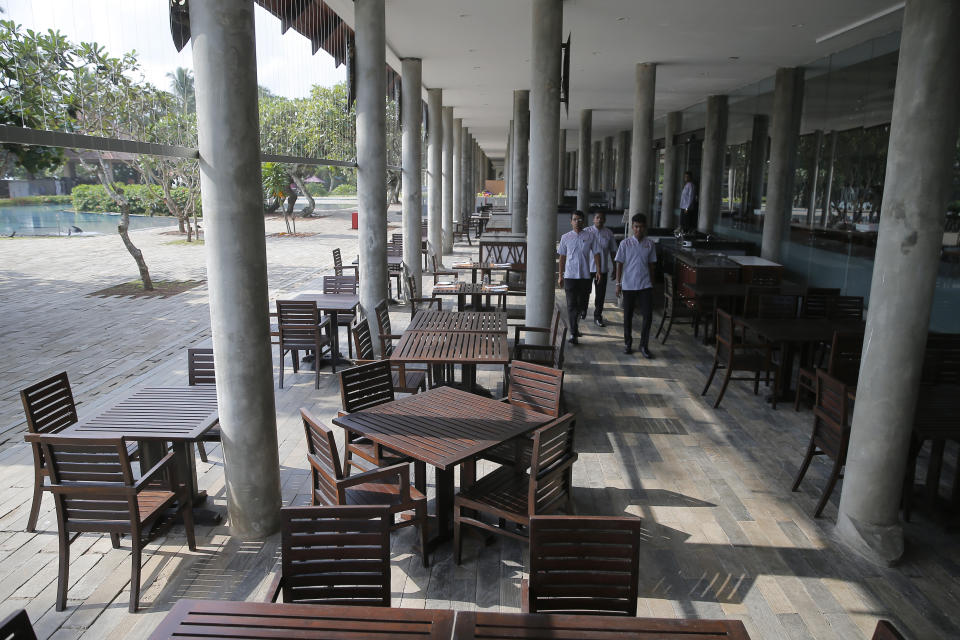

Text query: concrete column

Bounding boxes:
[822,131,838,228]
[460,128,471,222]
[838,0,960,566]
[569,151,576,192]
[527,0,562,333]
[557,128,566,205]
[401,59,422,289]
[760,68,804,261]
[602,135,614,192]
[577,110,592,212]
[661,113,681,227]
[452,118,462,230]
[426,88,442,264]
[505,119,513,203]
[747,114,769,216]
[191,0,280,539]
[805,129,824,227]
[441,106,454,253]
[614,130,629,210]
[697,95,728,233]
[591,141,601,192]
[628,63,656,218]
[511,90,530,232]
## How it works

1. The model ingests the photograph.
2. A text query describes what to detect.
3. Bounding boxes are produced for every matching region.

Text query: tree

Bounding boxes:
[166,67,195,114]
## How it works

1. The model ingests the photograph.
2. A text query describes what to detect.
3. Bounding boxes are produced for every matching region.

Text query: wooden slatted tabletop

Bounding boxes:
[65,387,219,441]
[455,610,751,639]
[291,291,360,313]
[391,331,509,366]
[148,599,455,640]
[406,310,508,334]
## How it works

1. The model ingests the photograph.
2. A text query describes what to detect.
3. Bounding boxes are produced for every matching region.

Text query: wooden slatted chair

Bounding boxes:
[324,275,359,359]
[373,299,432,389]
[791,370,851,518]
[701,309,780,409]
[406,273,442,320]
[454,414,578,563]
[794,330,863,410]
[800,293,834,319]
[513,307,567,369]
[188,348,221,463]
[332,248,358,278]
[757,294,799,319]
[429,254,457,285]
[276,300,332,389]
[524,515,645,616]
[267,505,392,606]
[24,434,195,612]
[655,272,697,343]
[831,295,864,320]
[742,285,780,318]
[0,609,37,640]
[300,410,428,566]
[480,361,564,469]
[350,318,427,394]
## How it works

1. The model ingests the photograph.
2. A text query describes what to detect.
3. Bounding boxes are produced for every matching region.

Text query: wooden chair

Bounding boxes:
[513,307,567,369]
[794,330,863,410]
[268,505,392,606]
[429,253,457,285]
[332,248,358,278]
[405,272,442,320]
[800,293,835,318]
[791,370,851,518]
[830,295,864,320]
[24,434,195,612]
[454,414,578,563]
[188,348,221,463]
[524,515,644,616]
[757,294,799,319]
[806,287,841,296]
[324,275,359,359]
[373,299,432,387]
[871,620,906,640]
[701,309,780,409]
[742,285,780,318]
[300,410,428,566]
[350,317,428,394]
[276,300,332,389]
[480,361,565,469]
[0,609,37,640]
[655,272,697,343]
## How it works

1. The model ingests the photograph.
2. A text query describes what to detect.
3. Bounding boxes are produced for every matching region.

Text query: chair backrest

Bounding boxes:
[332,248,346,275]
[715,309,736,363]
[528,515,644,616]
[552,326,568,370]
[922,332,960,385]
[806,287,841,296]
[300,409,345,505]
[801,293,834,319]
[31,434,137,533]
[827,330,864,387]
[338,360,395,413]
[323,275,357,295]
[20,372,78,436]
[279,505,391,607]
[277,300,321,346]
[743,286,780,317]
[0,609,38,640]
[406,273,418,300]
[871,620,906,640]
[351,316,377,361]
[663,272,678,312]
[813,370,849,460]
[373,299,394,354]
[187,348,216,386]
[548,307,563,345]
[508,361,564,417]
[528,414,577,516]
[430,253,444,273]
[758,294,799,319]
[830,295,863,320]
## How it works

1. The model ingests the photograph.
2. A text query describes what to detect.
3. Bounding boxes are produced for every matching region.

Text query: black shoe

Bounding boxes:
[568,336,579,345]
[624,345,633,354]
[640,346,654,359]
[573,327,582,338]
[579,311,586,320]
[594,317,606,327]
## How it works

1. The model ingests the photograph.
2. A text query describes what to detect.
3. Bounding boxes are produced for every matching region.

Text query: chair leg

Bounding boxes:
[701,359,719,396]
[129,542,141,613]
[346,326,353,359]
[278,346,285,389]
[196,442,209,463]
[662,316,675,344]
[110,532,121,549]
[418,502,429,568]
[655,310,667,339]
[27,469,43,533]
[814,459,843,518]
[792,438,817,491]
[414,461,426,495]
[182,502,197,551]
[753,371,761,395]
[454,507,463,565]
[714,368,733,408]
[56,530,70,611]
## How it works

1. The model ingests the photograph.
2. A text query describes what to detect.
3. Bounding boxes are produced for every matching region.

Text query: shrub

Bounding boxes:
[329,183,357,196]
[0,195,73,206]
[303,182,328,197]
[71,183,201,216]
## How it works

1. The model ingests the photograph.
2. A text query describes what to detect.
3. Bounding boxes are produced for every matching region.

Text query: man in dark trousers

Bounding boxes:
[586,208,617,327]
[615,213,657,357]
[557,210,601,345]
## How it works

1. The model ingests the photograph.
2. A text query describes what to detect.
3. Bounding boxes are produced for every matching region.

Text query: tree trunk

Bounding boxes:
[291,167,314,215]
[266,196,282,213]
[95,158,153,290]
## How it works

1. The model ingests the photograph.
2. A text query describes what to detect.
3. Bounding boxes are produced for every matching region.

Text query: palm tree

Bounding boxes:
[167,67,195,114]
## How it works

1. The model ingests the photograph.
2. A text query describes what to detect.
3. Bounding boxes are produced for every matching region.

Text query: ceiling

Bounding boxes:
[325,0,905,157]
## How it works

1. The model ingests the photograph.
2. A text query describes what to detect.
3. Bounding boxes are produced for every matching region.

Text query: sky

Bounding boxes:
[0,0,346,98]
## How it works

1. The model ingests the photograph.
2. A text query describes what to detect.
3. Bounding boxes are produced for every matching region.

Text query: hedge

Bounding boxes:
[329,183,357,196]
[0,195,73,206]
[71,183,201,216]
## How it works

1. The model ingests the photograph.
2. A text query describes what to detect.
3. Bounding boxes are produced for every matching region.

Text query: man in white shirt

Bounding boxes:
[586,208,617,327]
[679,171,697,230]
[557,210,601,344]
[615,213,657,357]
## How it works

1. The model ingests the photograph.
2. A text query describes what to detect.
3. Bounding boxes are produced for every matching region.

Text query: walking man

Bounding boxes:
[615,213,657,357]
[587,208,617,327]
[679,171,697,230]
[558,210,601,345]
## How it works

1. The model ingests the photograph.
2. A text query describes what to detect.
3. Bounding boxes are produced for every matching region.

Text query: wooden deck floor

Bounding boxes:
[0,216,956,639]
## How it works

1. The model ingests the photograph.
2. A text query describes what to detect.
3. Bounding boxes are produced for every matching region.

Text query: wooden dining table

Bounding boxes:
[62,386,220,523]
[332,386,554,548]
[291,291,360,371]
[449,260,525,284]
[148,599,752,639]
[391,329,509,392]
[406,309,508,334]
[432,281,513,312]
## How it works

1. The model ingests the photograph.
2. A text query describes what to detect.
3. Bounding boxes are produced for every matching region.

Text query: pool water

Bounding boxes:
[0,204,179,237]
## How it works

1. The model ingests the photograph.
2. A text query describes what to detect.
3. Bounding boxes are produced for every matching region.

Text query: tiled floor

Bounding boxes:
[0,209,956,639]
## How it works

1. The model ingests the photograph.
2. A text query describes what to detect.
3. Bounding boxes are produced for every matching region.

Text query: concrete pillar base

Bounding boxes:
[837,512,903,566]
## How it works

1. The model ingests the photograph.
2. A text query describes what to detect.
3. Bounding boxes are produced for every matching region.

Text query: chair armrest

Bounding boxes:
[411,296,442,310]
[521,577,530,613]
[535,453,579,486]
[265,573,283,603]
[513,325,550,343]
[337,462,411,501]
[134,450,176,491]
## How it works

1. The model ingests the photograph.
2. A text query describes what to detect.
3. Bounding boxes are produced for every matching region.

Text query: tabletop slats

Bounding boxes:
[67,387,219,441]
[391,331,509,365]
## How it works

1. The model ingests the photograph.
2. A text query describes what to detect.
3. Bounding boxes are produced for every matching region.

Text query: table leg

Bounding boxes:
[172,441,221,525]
[926,439,946,509]
[458,294,467,312]
[425,466,455,552]
[329,310,340,373]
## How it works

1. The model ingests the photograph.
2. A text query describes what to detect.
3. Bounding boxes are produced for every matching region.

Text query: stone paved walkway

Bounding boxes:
[0,205,956,639]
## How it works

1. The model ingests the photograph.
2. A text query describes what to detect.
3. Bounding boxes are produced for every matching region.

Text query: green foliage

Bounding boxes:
[262,162,290,201]
[71,183,199,215]
[303,182,328,197]
[0,195,72,205]
[330,183,357,196]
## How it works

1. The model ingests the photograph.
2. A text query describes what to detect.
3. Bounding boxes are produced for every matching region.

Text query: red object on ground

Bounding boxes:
[351,211,358,229]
